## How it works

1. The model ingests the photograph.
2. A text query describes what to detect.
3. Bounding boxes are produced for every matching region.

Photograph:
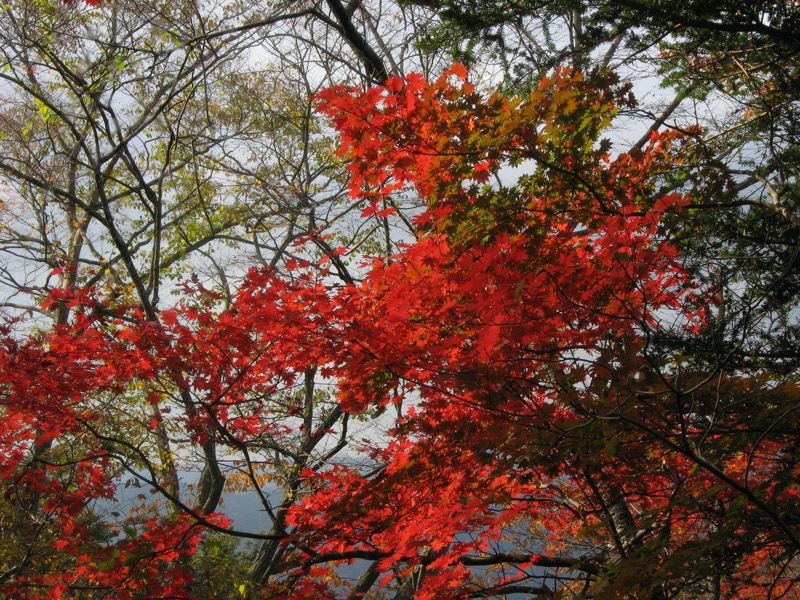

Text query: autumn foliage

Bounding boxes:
[1,65,798,598]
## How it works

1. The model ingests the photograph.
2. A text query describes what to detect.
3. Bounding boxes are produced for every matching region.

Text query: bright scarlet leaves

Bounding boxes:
[0,66,798,598]
[298,67,800,597]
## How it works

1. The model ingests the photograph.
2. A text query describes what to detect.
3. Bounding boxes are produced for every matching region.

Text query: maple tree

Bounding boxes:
[294,65,800,598]
[0,0,445,596]
[2,53,799,600]
[0,0,796,598]
[407,0,800,375]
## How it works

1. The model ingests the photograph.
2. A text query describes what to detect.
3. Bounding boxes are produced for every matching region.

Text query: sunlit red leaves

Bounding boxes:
[1,62,798,598]
[0,270,340,597]
[304,67,800,596]
[7,513,225,600]
[316,65,679,246]
[286,443,528,598]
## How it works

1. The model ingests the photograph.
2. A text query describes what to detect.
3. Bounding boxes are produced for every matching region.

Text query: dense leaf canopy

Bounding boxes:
[0,0,799,598]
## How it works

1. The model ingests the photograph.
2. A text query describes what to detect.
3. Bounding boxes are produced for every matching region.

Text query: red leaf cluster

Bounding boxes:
[0,66,797,598]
